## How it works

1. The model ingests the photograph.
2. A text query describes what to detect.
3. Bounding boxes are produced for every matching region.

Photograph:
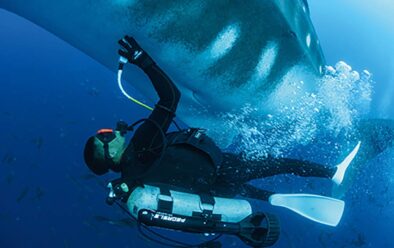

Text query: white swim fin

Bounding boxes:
[332,141,361,185]
[269,193,345,227]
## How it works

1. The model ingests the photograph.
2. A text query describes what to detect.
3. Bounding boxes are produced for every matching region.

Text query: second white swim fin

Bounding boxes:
[269,193,345,227]
[332,141,361,185]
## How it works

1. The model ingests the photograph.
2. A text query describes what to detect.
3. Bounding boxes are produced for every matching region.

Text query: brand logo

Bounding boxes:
[153,213,186,223]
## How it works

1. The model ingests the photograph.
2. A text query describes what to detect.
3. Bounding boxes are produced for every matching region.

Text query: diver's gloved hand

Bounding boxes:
[118,35,154,69]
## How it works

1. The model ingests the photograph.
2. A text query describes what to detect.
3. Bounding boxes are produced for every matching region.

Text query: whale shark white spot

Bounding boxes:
[184,23,240,83]
[208,24,240,60]
[241,41,278,92]
[306,33,311,48]
[255,41,278,80]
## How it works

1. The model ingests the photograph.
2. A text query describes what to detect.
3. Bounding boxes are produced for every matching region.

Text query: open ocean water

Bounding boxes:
[1,1,393,247]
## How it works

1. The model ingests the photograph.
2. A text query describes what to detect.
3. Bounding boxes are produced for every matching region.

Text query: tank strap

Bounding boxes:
[192,193,221,221]
[200,194,215,206]
[156,186,222,221]
[157,187,174,213]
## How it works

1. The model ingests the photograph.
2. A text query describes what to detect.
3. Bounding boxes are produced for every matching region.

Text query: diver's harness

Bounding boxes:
[106,120,280,247]
[107,119,222,204]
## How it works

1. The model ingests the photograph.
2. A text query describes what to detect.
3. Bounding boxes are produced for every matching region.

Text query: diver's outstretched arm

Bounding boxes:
[119,36,180,163]
[118,36,181,111]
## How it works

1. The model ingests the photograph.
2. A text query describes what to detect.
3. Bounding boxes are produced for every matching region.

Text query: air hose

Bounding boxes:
[117,56,154,111]
[117,57,183,131]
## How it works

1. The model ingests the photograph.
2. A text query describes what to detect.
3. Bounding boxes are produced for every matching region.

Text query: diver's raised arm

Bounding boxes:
[118,36,180,163]
[118,35,180,112]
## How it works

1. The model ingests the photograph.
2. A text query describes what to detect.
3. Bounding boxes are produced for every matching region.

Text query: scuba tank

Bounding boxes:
[107,121,280,246]
[119,184,280,247]
[128,184,251,223]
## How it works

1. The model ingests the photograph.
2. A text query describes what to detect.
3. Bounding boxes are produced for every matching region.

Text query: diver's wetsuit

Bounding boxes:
[120,59,336,201]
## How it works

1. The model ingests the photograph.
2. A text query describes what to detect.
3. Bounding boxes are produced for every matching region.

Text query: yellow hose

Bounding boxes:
[117,70,153,111]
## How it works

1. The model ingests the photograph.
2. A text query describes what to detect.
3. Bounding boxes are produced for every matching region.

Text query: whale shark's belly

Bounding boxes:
[0,0,325,146]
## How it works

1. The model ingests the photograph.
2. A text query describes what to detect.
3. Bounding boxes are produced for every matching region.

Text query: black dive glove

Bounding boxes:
[118,35,155,69]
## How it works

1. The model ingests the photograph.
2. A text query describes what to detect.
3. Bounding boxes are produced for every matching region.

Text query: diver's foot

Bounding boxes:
[332,141,361,185]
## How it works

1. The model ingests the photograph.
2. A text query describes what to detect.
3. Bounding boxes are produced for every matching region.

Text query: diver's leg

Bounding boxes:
[218,153,336,183]
[210,180,274,201]
[239,184,274,202]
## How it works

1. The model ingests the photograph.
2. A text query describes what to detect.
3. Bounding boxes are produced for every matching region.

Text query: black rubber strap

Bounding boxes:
[191,193,221,220]
[160,187,171,196]
[157,187,173,213]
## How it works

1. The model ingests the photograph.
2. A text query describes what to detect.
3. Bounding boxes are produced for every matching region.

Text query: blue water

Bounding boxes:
[1,1,393,247]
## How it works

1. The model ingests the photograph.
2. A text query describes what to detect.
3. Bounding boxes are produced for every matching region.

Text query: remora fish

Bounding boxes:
[0,0,325,144]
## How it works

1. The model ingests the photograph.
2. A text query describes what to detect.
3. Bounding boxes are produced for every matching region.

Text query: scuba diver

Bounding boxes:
[84,36,360,247]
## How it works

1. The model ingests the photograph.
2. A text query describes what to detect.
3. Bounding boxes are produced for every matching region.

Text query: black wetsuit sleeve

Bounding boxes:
[130,63,181,164]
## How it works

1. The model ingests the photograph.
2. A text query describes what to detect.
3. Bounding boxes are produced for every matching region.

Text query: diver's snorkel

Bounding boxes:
[117,53,154,111]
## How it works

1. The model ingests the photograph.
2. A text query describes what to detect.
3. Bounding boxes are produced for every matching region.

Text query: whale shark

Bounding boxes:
[0,0,393,159]
[0,0,325,145]
[1,0,394,202]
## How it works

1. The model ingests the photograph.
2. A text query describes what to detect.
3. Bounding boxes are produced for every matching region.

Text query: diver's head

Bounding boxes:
[84,129,126,175]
